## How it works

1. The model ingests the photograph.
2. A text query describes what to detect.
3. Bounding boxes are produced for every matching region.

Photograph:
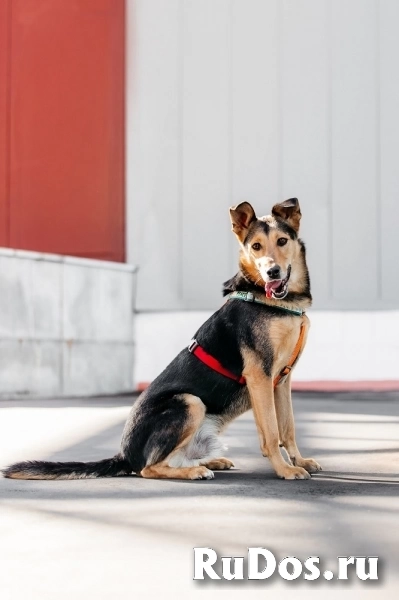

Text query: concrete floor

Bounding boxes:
[0,392,398,600]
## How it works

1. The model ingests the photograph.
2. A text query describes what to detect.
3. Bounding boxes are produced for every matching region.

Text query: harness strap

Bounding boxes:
[188,340,246,385]
[272,322,306,387]
[188,322,306,388]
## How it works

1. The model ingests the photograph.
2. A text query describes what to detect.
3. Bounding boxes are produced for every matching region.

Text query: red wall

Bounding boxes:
[0,0,9,247]
[0,0,125,262]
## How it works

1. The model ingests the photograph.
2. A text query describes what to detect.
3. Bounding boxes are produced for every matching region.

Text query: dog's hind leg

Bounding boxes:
[140,394,214,480]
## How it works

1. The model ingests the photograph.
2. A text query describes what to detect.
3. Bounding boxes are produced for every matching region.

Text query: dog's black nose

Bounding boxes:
[267,266,281,279]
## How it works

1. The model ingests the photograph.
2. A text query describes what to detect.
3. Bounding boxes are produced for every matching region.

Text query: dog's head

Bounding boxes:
[229,198,306,300]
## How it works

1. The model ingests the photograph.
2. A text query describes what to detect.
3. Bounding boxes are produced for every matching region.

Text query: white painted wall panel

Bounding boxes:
[380,0,399,302]
[181,0,231,309]
[281,0,330,307]
[126,0,183,310]
[230,0,280,274]
[331,0,378,303]
[126,0,399,311]
[230,0,280,217]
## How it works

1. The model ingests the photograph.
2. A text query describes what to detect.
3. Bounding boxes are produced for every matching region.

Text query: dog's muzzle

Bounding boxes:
[264,265,291,299]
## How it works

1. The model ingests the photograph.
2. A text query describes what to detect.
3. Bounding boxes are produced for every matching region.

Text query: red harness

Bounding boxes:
[188,340,246,385]
[188,322,306,389]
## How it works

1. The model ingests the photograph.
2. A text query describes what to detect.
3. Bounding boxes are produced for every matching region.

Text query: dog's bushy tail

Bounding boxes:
[2,454,132,480]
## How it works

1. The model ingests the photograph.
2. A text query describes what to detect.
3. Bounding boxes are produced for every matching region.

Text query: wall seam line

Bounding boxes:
[375,0,382,301]
[327,0,333,301]
[277,0,284,201]
[178,0,184,307]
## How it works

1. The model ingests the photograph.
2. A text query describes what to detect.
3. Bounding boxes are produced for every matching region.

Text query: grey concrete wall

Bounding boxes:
[126,0,399,312]
[0,248,136,397]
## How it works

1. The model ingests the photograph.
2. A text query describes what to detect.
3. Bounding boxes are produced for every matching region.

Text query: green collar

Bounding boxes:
[227,290,305,316]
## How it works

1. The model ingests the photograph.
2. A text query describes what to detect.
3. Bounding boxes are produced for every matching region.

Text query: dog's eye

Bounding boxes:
[277,238,288,246]
[252,243,261,251]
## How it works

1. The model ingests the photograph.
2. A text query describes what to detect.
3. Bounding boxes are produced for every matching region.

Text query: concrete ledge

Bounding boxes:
[292,380,399,392]
[137,380,399,393]
[0,248,137,397]
[0,247,138,272]
[134,310,399,387]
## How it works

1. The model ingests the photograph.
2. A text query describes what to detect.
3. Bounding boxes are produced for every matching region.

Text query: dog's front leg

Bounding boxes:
[243,349,310,480]
[274,375,322,473]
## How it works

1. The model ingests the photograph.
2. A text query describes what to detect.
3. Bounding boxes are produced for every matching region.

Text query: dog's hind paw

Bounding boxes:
[202,458,235,470]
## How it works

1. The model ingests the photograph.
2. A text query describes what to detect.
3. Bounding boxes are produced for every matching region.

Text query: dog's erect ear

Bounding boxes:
[229,202,256,242]
[272,198,301,233]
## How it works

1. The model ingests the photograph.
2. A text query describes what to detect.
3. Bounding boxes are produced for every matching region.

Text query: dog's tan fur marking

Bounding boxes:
[141,464,213,480]
[5,471,42,480]
[242,348,310,480]
[239,251,263,285]
[174,393,206,451]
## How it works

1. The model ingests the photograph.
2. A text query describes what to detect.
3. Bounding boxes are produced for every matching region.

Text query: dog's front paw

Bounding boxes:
[277,465,311,480]
[294,457,322,473]
[190,466,214,480]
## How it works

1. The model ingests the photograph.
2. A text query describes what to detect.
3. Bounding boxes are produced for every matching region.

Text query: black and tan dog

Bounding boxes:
[3,198,321,481]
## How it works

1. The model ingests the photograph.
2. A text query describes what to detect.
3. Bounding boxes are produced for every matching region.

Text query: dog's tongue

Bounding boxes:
[265,280,281,299]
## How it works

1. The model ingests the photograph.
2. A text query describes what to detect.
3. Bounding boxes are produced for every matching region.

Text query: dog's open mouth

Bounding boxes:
[264,265,291,300]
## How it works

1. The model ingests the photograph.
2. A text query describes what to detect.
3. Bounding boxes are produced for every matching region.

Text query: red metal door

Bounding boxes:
[1,0,125,261]
[0,0,10,247]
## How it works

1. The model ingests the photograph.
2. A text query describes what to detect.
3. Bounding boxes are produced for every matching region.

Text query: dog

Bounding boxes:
[3,198,321,481]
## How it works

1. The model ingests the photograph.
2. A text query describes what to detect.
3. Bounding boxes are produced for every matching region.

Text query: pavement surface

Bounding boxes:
[0,392,398,600]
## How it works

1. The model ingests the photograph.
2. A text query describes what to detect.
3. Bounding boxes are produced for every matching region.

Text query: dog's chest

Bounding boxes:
[268,314,310,378]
